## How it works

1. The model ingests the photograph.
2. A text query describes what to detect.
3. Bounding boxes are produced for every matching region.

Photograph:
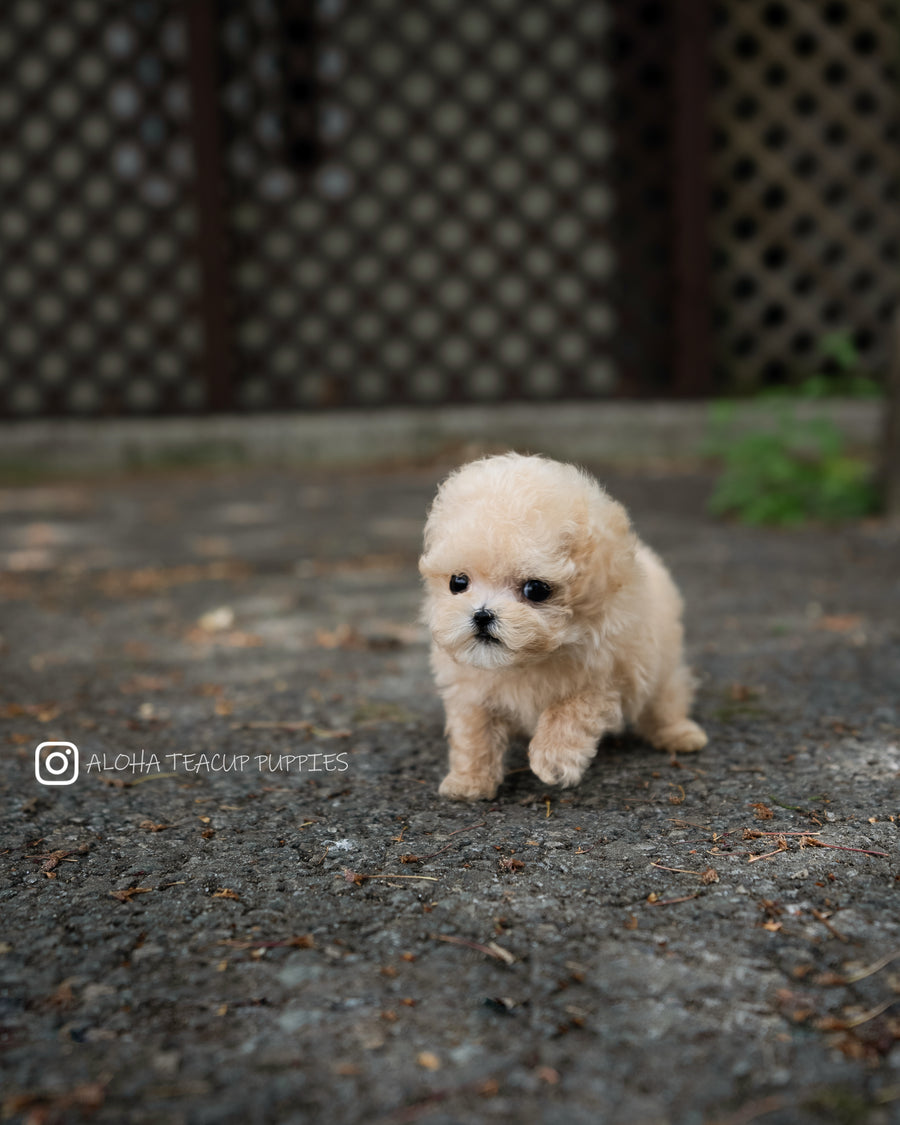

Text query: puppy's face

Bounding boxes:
[422,559,574,670]
[419,455,634,670]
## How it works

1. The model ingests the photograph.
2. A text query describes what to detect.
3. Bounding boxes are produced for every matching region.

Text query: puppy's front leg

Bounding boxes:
[529,694,622,788]
[439,700,508,800]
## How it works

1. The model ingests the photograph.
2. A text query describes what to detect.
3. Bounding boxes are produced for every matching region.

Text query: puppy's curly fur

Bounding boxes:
[419,453,707,799]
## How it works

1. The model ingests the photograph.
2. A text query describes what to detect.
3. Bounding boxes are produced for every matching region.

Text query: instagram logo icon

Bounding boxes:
[35,742,79,786]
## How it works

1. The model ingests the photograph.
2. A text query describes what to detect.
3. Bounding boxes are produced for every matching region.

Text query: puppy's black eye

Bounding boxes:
[522,579,552,603]
[449,574,469,594]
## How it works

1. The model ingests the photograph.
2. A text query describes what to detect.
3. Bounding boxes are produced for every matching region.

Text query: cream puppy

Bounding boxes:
[419,453,707,799]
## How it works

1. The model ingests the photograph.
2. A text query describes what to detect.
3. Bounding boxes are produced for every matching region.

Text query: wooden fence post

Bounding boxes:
[185,0,234,412]
[881,308,900,517]
[671,0,713,397]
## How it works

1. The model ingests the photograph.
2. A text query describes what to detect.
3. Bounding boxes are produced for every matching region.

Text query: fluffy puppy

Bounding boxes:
[419,453,707,799]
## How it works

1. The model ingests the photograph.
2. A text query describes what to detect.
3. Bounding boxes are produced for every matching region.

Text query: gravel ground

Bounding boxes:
[1,461,898,1125]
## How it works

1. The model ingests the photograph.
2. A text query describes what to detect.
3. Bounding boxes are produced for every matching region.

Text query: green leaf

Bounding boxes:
[819,331,859,373]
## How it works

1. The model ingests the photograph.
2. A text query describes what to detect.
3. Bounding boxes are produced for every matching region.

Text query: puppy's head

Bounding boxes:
[419,453,636,670]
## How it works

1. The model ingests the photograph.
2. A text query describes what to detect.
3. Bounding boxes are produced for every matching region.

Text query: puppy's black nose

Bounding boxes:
[472,607,495,633]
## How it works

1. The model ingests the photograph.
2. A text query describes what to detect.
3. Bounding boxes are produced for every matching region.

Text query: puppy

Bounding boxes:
[419,453,707,799]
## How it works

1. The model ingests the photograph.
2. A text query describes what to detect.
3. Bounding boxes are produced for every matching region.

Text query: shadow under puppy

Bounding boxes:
[419,453,707,800]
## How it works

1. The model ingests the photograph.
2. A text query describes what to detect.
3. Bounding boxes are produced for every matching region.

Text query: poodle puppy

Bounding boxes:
[419,453,707,799]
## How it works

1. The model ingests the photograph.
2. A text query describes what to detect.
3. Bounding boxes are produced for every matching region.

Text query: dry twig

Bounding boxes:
[650,861,719,883]
[841,949,900,985]
[429,932,515,964]
[220,935,314,951]
[810,908,849,943]
[817,997,900,1030]
[341,867,438,885]
[748,836,790,863]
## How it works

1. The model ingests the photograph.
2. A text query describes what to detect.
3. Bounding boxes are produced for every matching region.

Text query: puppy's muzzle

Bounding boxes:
[471,607,501,645]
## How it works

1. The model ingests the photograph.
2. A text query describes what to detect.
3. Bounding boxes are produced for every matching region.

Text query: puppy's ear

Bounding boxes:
[418,538,436,577]
[569,494,637,606]
[593,494,632,543]
[418,549,438,577]
[418,501,443,577]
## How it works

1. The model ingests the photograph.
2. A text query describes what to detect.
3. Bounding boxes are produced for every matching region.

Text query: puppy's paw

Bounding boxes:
[439,771,499,801]
[528,744,589,789]
[652,719,708,755]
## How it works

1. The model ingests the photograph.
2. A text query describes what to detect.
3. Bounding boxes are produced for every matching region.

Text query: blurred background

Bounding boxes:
[0,0,897,419]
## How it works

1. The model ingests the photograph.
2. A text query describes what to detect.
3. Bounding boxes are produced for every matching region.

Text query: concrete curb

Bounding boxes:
[0,399,882,475]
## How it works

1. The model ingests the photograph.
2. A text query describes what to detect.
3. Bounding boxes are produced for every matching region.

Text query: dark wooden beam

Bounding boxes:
[880,307,900,516]
[185,0,234,411]
[671,0,713,396]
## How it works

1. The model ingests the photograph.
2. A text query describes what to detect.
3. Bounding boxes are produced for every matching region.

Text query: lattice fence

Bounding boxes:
[218,0,617,410]
[710,0,900,389]
[0,0,898,417]
[0,0,206,415]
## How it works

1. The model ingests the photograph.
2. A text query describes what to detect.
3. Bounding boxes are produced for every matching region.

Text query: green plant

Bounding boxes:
[706,398,878,525]
[810,331,882,398]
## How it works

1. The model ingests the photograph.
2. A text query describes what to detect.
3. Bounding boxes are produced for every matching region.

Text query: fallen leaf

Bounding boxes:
[46,979,76,1008]
[96,562,248,597]
[220,935,313,952]
[498,856,525,873]
[110,887,153,903]
[118,674,172,694]
[729,683,761,701]
[0,702,60,722]
[198,607,235,632]
[315,624,363,650]
[817,614,863,633]
[185,627,263,648]
[29,846,88,872]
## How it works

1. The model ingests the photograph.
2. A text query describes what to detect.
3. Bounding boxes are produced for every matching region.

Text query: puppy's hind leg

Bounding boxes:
[439,702,509,800]
[636,664,707,754]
